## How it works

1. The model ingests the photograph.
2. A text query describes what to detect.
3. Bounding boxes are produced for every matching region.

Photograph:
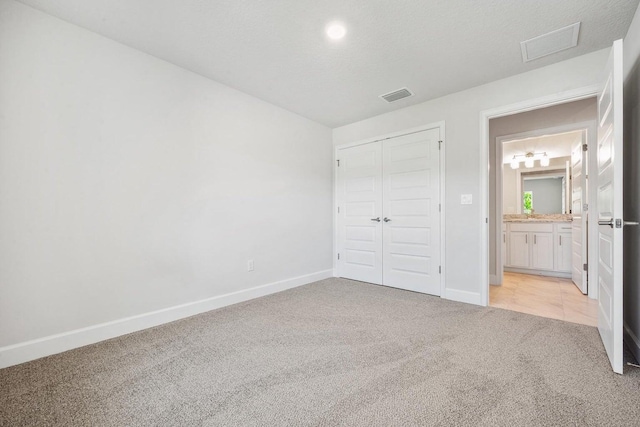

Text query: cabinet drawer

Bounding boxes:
[509,223,553,233]
[555,223,573,232]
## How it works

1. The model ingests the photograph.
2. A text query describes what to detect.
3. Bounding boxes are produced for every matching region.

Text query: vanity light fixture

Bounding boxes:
[524,153,535,168]
[540,153,550,167]
[510,157,520,169]
[509,152,550,169]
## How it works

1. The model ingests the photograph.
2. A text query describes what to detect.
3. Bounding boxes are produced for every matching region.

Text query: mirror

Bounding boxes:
[521,170,567,214]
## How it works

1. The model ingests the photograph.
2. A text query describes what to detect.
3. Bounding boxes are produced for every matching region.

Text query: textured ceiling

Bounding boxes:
[15,0,640,127]
[502,130,582,163]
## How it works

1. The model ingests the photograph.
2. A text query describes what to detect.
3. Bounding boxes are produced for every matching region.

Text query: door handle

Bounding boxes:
[598,219,614,228]
[370,217,381,222]
[383,217,391,222]
[598,218,640,228]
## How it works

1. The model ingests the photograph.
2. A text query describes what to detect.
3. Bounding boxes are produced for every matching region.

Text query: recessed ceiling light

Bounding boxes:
[326,22,346,40]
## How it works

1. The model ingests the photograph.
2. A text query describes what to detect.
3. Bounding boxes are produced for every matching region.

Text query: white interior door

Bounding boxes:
[596,39,624,374]
[337,141,383,285]
[382,129,441,295]
[571,134,588,293]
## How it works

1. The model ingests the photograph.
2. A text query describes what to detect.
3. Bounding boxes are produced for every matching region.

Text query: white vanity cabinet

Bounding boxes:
[504,221,572,277]
[555,223,573,273]
[509,231,530,268]
[531,231,554,270]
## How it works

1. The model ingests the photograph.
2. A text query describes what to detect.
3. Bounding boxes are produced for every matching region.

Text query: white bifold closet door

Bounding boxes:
[337,128,441,295]
[337,141,383,285]
[382,130,441,294]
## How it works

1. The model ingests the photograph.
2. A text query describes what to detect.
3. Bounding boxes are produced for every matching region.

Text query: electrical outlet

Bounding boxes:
[247,260,254,272]
[461,194,473,205]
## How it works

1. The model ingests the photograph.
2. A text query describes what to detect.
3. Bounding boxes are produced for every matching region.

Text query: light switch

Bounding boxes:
[461,194,473,205]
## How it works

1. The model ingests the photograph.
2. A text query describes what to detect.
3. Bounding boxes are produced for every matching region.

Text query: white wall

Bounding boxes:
[503,165,519,214]
[0,0,333,366]
[623,1,640,363]
[334,49,609,305]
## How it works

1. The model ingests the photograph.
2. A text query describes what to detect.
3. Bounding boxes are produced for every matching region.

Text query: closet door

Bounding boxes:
[336,141,383,284]
[382,129,441,295]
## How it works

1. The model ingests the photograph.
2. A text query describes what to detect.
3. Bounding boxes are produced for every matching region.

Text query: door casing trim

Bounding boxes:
[479,85,600,307]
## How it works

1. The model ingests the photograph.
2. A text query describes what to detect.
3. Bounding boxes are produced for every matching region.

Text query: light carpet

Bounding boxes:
[1,278,640,426]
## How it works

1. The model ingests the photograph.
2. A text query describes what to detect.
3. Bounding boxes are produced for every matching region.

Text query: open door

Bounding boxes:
[596,39,624,374]
[571,134,588,294]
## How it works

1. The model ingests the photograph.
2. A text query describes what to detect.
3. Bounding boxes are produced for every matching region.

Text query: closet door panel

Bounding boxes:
[382,129,441,295]
[336,142,383,284]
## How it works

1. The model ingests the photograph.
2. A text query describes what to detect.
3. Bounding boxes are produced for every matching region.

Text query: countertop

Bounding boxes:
[503,214,572,223]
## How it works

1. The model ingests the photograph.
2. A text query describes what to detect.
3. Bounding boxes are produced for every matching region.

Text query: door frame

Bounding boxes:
[479,86,600,306]
[334,121,446,296]
[493,121,597,300]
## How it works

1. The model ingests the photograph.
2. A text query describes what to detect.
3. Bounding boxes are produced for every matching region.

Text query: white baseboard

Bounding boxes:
[443,288,482,306]
[504,267,571,279]
[0,269,333,369]
[490,274,500,285]
[624,322,640,365]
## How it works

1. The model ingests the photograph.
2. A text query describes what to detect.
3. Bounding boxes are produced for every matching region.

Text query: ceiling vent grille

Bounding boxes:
[520,22,581,62]
[380,88,413,103]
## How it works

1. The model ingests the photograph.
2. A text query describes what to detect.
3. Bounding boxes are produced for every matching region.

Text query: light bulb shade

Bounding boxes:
[524,157,534,168]
[540,154,550,167]
[510,158,520,169]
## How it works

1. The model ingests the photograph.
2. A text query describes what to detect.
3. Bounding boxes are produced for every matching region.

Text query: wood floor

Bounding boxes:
[490,272,598,326]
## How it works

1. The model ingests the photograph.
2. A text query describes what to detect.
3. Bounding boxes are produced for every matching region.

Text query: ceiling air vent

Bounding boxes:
[520,22,581,62]
[380,88,413,103]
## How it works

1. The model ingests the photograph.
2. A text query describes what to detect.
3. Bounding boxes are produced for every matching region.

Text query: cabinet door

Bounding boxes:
[555,232,572,272]
[531,232,554,270]
[509,232,530,268]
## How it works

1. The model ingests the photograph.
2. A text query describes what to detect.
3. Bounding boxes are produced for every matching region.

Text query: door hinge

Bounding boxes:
[583,263,588,271]
[583,203,588,211]
[439,265,442,274]
[336,159,340,167]
[439,203,441,212]
[337,206,340,214]
[337,253,340,260]
[438,140,443,150]
[582,143,588,151]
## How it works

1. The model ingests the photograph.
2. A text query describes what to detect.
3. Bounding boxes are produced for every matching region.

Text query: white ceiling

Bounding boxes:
[502,130,583,163]
[16,0,640,127]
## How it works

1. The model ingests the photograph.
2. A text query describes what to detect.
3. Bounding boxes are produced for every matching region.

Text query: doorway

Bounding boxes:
[486,98,599,326]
